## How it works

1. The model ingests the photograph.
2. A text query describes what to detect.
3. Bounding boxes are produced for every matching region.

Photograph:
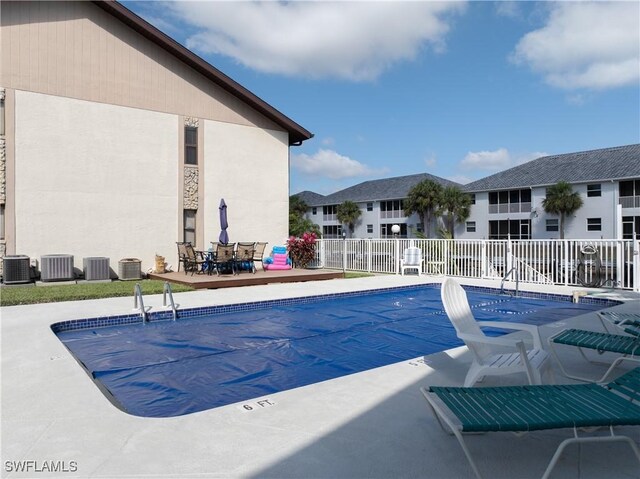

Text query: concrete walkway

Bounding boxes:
[2,275,639,478]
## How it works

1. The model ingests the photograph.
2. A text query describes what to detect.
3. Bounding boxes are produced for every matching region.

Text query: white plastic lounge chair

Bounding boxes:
[440,277,549,386]
[400,247,423,276]
[421,366,640,479]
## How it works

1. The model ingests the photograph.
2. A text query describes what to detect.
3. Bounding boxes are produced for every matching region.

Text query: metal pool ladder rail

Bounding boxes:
[163,281,178,321]
[133,283,148,323]
[500,266,520,297]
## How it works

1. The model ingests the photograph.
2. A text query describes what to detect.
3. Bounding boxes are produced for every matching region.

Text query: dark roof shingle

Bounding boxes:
[464,144,640,192]
[305,173,461,206]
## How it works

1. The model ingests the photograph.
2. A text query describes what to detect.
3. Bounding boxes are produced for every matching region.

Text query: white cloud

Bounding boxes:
[495,2,521,19]
[512,2,640,90]
[321,137,335,147]
[461,148,546,171]
[165,1,465,81]
[291,149,387,180]
[461,148,511,171]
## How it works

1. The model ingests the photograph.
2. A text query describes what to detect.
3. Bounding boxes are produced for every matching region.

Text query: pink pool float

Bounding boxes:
[263,246,292,271]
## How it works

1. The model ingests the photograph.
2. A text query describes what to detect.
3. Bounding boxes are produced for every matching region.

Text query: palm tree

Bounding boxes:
[542,181,583,239]
[404,180,443,238]
[289,196,321,237]
[439,186,472,238]
[336,200,362,237]
[289,195,309,218]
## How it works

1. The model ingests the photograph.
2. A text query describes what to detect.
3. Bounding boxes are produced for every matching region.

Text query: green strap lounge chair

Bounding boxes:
[421,367,640,479]
[549,328,640,382]
[598,311,640,337]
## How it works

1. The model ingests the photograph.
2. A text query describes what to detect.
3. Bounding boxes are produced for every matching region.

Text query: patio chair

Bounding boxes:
[598,311,640,337]
[181,243,208,276]
[252,242,268,271]
[441,278,549,386]
[420,366,640,479]
[211,243,236,275]
[400,247,423,276]
[548,327,640,382]
[176,242,190,273]
[235,242,256,274]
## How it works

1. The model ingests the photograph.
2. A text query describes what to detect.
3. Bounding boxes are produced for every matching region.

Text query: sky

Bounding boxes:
[124,1,640,196]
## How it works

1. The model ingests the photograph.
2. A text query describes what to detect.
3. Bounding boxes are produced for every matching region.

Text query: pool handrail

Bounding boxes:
[133,283,148,323]
[163,281,178,321]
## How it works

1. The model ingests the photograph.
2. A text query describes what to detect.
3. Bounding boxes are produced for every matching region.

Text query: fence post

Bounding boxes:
[506,240,513,276]
[395,237,400,274]
[481,240,487,278]
[366,239,372,273]
[563,240,570,287]
[443,240,450,276]
[634,240,640,293]
[342,238,347,273]
[615,240,623,287]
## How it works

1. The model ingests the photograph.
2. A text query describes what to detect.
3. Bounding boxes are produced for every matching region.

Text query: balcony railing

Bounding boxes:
[620,196,640,208]
[313,238,640,292]
[489,202,531,214]
[380,210,405,219]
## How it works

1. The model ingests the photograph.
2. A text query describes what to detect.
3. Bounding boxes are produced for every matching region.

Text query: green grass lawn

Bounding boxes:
[0,272,373,306]
[344,272,375,279]
[0,280,194,306]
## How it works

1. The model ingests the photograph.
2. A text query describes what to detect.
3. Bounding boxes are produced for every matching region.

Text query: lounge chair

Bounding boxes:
[420,366,640,479]
[252,242,268,271]
[235,242,256,274]
[598,311,640,336]
[441,278,549,386]
[549,326,640,382]
[400,247,423,276]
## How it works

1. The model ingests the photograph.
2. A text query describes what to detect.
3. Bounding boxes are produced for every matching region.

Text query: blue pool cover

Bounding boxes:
[56,286,606,417]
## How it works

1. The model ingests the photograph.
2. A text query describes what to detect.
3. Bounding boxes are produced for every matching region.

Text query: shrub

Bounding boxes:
[286,232,317,268]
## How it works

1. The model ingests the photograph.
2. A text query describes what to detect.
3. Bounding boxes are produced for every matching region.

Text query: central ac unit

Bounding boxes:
[3,255,31,284]
[118,258,141,280]
[41,254,75,282]
[84,257,110,281]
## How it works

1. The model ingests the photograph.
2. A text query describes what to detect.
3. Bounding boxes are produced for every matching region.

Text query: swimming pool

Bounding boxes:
[53,284,617,418]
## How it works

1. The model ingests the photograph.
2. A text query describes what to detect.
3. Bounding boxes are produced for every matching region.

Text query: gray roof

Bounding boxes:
[292,190,326,205]
[463,144,640,192]
[303,173,461,206]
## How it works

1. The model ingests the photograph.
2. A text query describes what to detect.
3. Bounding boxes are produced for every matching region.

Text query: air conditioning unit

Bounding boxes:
[83,257,110,281]
[118,258,141,280]
[3,255,31,284]
[41,254,75,282]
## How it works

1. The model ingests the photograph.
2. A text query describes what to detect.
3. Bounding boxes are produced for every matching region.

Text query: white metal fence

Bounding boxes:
[315,238,640,292]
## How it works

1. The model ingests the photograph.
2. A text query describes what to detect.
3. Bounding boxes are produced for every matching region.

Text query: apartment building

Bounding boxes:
[297,173,460,238]
[458,144,640,240]
[296,144,640,241]
[0,1,311,274]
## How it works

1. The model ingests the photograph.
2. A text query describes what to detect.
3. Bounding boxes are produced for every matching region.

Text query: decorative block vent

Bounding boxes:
[83,257,110,281]
[41,254,75,282]
[118,258,141,280]
[3,255,31,284]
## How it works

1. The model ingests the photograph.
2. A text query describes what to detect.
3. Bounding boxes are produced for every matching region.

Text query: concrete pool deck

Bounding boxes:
[1,275,639,478]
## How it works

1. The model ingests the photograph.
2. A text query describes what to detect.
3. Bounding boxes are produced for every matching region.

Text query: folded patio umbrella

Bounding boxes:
[219,198,229,245]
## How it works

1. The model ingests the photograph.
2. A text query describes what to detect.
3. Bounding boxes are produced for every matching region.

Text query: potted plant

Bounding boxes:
[286,232,318,269]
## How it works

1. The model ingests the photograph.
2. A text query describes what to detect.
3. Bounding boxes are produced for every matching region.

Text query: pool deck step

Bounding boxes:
[148,268,345,289]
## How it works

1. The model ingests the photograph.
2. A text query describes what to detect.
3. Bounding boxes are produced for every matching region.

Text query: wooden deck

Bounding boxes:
[148,268,345,290]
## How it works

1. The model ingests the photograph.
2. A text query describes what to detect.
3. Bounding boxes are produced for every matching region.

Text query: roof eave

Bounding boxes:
[92,0,313,146]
